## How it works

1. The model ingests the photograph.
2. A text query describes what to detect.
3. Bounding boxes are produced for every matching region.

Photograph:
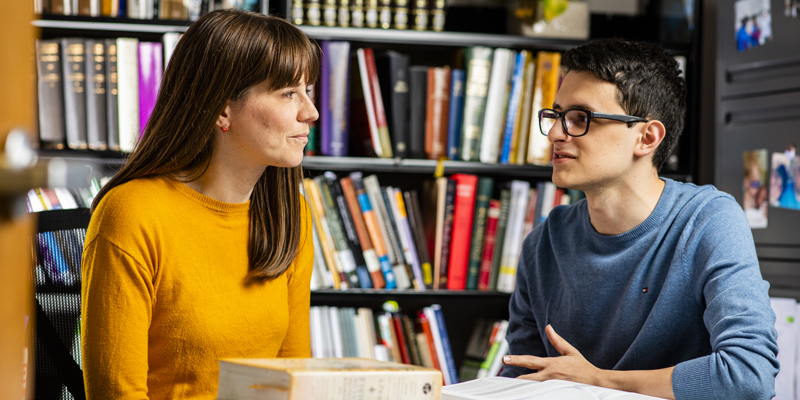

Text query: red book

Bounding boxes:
[446,174,478,290]
[522,188,537,238]
[392,314,412,364]
[418,312,441,372]
[477,199,501,291]
[362,48,393,158]
[553,188,566,208]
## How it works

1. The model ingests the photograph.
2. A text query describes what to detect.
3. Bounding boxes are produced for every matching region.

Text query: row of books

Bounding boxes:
[459,318,509,382]
[36,35,180,152]
[27,181,104,213]
[302,171,583,293]
[36,0,254,20]
[312,41,564,166]
[294,0,445,32]
[33,225,87,289]
[309,303,466,384]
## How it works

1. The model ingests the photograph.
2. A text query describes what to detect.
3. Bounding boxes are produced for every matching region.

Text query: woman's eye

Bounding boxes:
[284,91,296,99]
[306,86,313,95]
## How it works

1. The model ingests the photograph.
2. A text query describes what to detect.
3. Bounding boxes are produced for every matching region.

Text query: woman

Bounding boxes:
[81,10,319,399]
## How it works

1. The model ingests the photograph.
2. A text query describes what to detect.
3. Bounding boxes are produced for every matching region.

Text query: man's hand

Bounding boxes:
[502,324,603,386]
[502,324,675,399]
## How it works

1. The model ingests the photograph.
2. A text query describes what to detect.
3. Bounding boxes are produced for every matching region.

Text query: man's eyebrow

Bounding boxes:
[552,102,597,112]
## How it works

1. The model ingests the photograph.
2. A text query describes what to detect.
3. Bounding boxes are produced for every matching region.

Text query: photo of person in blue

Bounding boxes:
[770,153,800,210]
[735,0,773,51]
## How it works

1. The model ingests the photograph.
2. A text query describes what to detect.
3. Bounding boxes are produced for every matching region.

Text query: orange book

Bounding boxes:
[340,177,387,288]
[418,312,441,373]
[425,66,451,160]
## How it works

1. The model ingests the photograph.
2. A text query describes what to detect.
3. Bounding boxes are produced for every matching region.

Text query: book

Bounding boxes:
[337,0,350,26]
[365,0,379,28]
[446,174,478,290]
[379,0,392,28]
[438,178,457,289]
[412,0,428,31]
[403,314,423,366]
[391,313,412,364]
[376,51,410,158]
[418,311,442,373]
[425,66,451,160]
[466,177,494,290]
[425,305,457,385]
[477,200,500,291]
[61,38,88,149]
[526,51,561,165]
[390,188,425,291]
[84,39,108,150]
[442,377,666,400]
[431,0,445,31]
[323,0,337,26]
[488,189,511,291]
[499,50,528,165]
[380,187,414,289]
[331,178,374,288]
[460,47,494,161]
[350,172,398,289]
[306,82,319,156]
[405,190,434,288]
[350,0,365,27]
[378,313,401,362]
[117,37,140,153]
[416,332,434,368]
[317,175,361,288]
[511,52,536,165]
[446,69,466,160]
[320,41,351,157]
[408,65,428,159]
[138,41,163,136]
[393,0,410,29]
[479,48,515,164]
[303,178,344,289]
[36,39,66,149]
[459,318,495,381]
[105,38,120,151]
[306,0,322,25]
[496,181,530,293]
[365,175,410,289]
[340,177,386,288]
[356,48,393,158]
[293,0,305,24]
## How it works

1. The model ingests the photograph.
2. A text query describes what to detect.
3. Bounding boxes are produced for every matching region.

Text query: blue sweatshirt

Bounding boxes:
[501,178,779,400]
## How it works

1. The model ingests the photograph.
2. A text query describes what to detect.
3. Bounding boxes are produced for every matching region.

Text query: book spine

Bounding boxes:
[350,0,365,27]
[117,37,140,153]
[364,48,393,158]
[459,46,493,161]
[446,68,465,160]
[293,0,305,24]
[512,53,536,165]
[104,39,120,151]
[479,48,515,164]
[412,0,427,31]
[438,178,456,289]
[364,176,407,284]
[85,39,108,150]
[287,364,443,400]
[417,311,441,372]
[408,65,428,159]
[466,177,493,290]
[36,39,66,148]
[323,0,337,26]
[405,190,433,288]
[496,180,530,293]
[380,188,413,290]
[388,53,410,158]
[477,320,508,378]
[340,177,386,288]
[477,199,501,290]
[527,51,561,165]
[319,42,334,155]
[446,174,478,290]
[392,189,425,291]
[61,38,88,149]
[379,0,391,28]
[403,314,423,366]
[337,0,350,26]
[391,314,411,364]
[306,82,319,155]
[377,314,400,362]
[393,0,409,29]
[138,41,163,137]
[317,175,361,289]
[424,306,452,385]
[432,305,458,384]
[425,66,451,160]
[365,0,379,27]
[356,48,384,158]
[499,51,527,165]
[306,0,322,25]
[488,189,511,290]
[303,178,344,289]
[522,188,537,238]
[431,0,445,31]
[350,172,398,289]
[332,177,374,288]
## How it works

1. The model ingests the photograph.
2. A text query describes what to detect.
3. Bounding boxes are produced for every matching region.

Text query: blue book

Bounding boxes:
[499,52,527,165]
[320,41,351,157]
[350,172,398,289]
[446,69,466,160]
[432,304,459,384]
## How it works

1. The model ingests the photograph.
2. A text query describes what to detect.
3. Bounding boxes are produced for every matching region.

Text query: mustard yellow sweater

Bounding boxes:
[81,175,313,399]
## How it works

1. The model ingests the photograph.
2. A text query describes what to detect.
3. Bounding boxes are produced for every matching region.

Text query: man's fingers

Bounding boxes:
[517,372,545,382]
[503,355,548,369]
[546,324,576,356]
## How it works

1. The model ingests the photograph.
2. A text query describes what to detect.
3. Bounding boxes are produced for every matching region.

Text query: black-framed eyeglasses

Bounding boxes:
[538,108,649,137]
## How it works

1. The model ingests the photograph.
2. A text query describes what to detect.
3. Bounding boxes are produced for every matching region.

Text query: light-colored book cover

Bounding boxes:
[116,37,140,153]
[512,53,536,165]
[218,358,442,400]
[496,180,530,293]
[442,377,666,400]
[526,51,561,165]
[479,48,515,164]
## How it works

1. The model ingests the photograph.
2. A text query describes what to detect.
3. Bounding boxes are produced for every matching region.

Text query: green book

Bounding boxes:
[488,189,511,291]
[466,177,494,290]
[459,46,494,162]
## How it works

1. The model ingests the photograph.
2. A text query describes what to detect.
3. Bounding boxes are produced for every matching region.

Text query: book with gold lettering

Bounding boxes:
[217,358,442,400]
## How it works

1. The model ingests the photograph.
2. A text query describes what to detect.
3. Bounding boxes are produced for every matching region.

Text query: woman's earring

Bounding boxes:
[221,126,229,132]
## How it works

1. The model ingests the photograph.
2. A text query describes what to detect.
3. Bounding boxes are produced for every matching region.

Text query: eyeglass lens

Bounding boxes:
[540,109,590,136]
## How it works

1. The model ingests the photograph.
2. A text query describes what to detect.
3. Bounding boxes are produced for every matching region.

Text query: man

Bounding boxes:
[500,39,778,400]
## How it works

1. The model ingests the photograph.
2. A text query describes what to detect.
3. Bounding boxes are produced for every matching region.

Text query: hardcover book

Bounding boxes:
[446,174,478,290]
[446,69,465,160]
[478,48,515,164]
[320,41,351,157]
[340,177,386,288]
[465,177,493,290]
[105,38,120,151]
[459,47,494,161]
[61,38,88,149]
[85,39,108,150]
[376,51,410,158]
[116,37,140,153]
[408,65,428,159]
[138,41,163,136]
[36,39,66,149]
[425,66,451,160]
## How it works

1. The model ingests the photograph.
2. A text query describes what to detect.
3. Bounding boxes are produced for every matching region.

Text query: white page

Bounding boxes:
[770,297,797,400]
[442,377,667,400]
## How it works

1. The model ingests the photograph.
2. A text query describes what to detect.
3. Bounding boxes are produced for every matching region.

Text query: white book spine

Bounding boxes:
[539,182,556,223]
[377,314,397,362]
[424,306,452,385]
[363,249,382,275]
[90,0,100,15]
[358,308,377,359]
[291,369,442,400]
[54,188,79,209]
[356,48,383,157]
[310,307,323,358]
[116,38,140,153]
[328,307,344,358]
[127,0,140,18]
[479,48,515,164]
[364,177,411,289]
[162,32,182,71]
[496,180,530,293]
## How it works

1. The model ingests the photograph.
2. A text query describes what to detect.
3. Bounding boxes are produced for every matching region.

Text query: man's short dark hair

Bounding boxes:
[561,39,687,171]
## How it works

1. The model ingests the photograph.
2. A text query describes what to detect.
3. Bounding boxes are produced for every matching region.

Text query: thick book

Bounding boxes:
[499,50,528,165]
[477,200,501,291]
[117,37,140,153]
[478,48,515,164]
[331,178,373,288]
[465,177,494,290]
[488,189,511,291]
[405,190,433,288]
[350,172,398,289]
[390,188,425,291]
[61,38,88,149]
[438,178,457,289]
[36,39,66,149]
[378,313,401,362]
[218,358,442,400]
[391,313,412,364]
[459,46,494,161]
[446,69,466,160]
[446,174,478,290]
[496,180,531,293]
[303,178,343,289]
[511,52,536,165]
[104,38,120,151]
[84,39,108,150]
[417,311,441,373]
[320,41,351,157]
[365,175,410,289]
[442,377,666,400]
[425,305,457,385]
[376,51,410,158]
[316,175,361,289]
[402,314,423,366]
[425,66,451,160]
[379,187,414,290]
[138,41,163,136]
[340,177,386,288]
[526,51,561,165]
[408,65,428,159]
[357,48,393,158]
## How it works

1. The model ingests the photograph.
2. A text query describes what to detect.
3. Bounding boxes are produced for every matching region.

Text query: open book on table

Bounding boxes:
[441,377,668,400]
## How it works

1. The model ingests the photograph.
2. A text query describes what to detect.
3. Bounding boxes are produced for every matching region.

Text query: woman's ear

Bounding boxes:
[216,100,233,131]
[634,120,666,158]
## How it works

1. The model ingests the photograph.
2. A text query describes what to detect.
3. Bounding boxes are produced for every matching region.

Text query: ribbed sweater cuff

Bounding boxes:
[672,357,715,400]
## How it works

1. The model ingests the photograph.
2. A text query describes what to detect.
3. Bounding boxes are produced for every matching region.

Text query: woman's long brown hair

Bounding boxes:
[91,10,320,282]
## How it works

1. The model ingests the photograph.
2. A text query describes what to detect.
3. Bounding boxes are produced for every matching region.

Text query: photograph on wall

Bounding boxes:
[743,149,769,228]
[735,0,773,51]
[770,149,800,211]
[786,0,800,17]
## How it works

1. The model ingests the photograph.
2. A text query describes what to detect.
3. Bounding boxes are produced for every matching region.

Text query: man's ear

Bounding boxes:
[216,100,234,131]
[634,120,666,158]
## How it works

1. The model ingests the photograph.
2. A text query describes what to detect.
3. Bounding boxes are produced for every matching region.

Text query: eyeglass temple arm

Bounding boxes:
[591,112,648,123]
